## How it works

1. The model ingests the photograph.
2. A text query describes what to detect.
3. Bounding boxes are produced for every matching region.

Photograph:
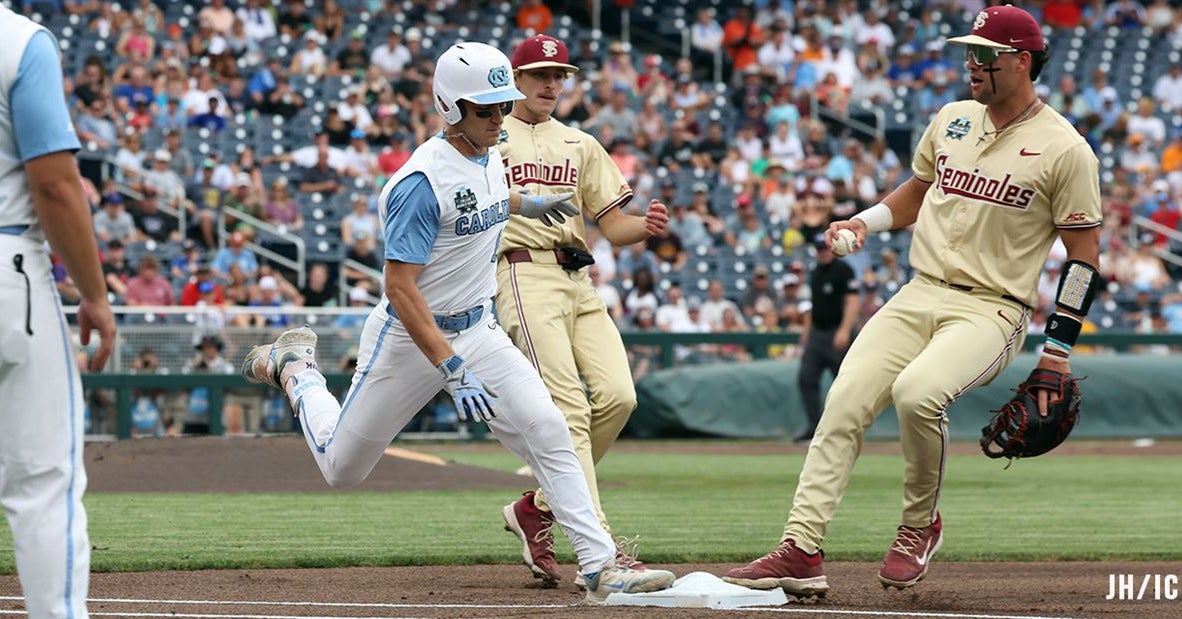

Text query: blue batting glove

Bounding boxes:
[438,354,498,422]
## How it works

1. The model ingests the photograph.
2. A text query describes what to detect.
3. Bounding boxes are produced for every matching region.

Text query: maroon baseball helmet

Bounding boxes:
[510,34,579,73]
[947,4,1045,51]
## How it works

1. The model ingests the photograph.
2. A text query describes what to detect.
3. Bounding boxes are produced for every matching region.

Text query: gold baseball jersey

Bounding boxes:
[910,100,1102,307]
[497,115,633,252]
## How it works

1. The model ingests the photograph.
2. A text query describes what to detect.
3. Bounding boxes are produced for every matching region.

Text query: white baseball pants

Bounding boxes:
[0,235,89,619]
[291,307,616,572]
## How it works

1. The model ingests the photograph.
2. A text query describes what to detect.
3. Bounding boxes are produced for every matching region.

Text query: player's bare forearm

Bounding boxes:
[26,152,107,302]
[385,260,454,366]
[878,176,931,229]
[599,200,667,246]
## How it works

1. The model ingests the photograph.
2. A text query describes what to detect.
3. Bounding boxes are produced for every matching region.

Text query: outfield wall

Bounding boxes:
[629,353,1182,440]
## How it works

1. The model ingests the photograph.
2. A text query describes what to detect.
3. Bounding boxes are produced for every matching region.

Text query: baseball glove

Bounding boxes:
[980,368,1081,460]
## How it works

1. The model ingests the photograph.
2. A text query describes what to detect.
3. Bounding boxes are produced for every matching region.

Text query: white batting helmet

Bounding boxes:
[433,42,524,125]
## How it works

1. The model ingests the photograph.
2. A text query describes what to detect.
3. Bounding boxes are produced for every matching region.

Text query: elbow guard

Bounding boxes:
[1054,260,1100,316]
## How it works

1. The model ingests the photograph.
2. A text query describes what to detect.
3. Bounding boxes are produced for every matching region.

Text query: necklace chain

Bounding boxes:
[977,98,1041,145]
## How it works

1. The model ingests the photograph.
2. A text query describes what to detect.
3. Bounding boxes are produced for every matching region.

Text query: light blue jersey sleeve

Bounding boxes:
[384,172,440,264]
[9,31,81,162]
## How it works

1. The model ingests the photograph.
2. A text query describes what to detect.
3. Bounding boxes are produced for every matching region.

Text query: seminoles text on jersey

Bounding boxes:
[505,158,579,188]
[934,152,1036,210]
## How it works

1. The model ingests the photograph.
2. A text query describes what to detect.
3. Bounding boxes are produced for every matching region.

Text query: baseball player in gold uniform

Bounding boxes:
[496,34,669,588]
[724,6,1102,596]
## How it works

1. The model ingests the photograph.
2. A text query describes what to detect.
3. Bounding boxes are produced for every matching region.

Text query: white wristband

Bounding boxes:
[852,202,893,233]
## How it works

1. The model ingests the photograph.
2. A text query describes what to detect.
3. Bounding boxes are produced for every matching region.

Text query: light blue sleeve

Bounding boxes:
[9,31,81,162]
[383,172,440,264]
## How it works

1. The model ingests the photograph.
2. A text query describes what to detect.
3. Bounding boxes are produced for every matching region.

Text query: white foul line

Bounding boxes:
[0,596,1088,619]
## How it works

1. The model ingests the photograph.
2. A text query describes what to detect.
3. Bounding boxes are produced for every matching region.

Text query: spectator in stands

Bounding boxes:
[341,193,380,247]
[697,121,729,166]
[589,85,639,140]
[299,147,344,195]
[1161,291,1182,333]
[260,75,305,119]
[181,335,234,434]
[182,72,229,118]
[277,0,312,37]
[156,94,186,132]
[1153,64,1182,111]
[757,21,795,81]
[269,130,347,171]
[188,95,227,133]
[700,279,740,329]
[138,148,184,209]
[371,28,412,79]
[243,275,295,328]
[330,30,370,77]
[113,129,145,183]
[102,239,133,302]
[185,160,221,248]
[75,96,119,150]
[616,242,661,282]
[131,187,180,244]
[1116,233,1172,292]
[316,0,346,41]
[918,73,956,118]
[1147,179,1181,244]
[1128,97,1168,147]
[343,232,380,292]
[740,265,777,320]
[1044,0,1085,29]
[725,196,772,253]
[377,131,412,177]
[819,33,860,91]
[645,219,686,271]
[853,8,896,54]
[338,88,374,133]
[763,163,795,221]
[1121,133,1158,174]
[1106,0,1147,29]
[342,129,379,184]
[333,286,372,330]
[113,66,154,116]
[690,8,724,77]
[656,121,696,172]
[624,268,663,318]
[722,5,764,79]
[179,265,224,306]
[291,30,328,77]
[768,120,804,169]
[70,56,110,110]
[115,16,156,63]
[248,57,282,108]
[1046,75,1089,122]
[714,307,752,361]
[262,177,303,231]
[168,239,201,281]
[516,0,552,33]
[124,255,174,308]
[237,0,276,42]
[222,174,261,239]
[198,0,235,34]
[299,262,338,308]
[211,231,259,283]
[602,40,640,94]
[93,193,136,245]
[1162,129,1182,174]
[654,284,689,331]
[720,146,752,187]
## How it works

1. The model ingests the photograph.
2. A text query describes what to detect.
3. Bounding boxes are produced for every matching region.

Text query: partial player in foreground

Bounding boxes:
[0,6,117,617]
[723,5,1100,597]
[242,41,674,604]
[495,34,670,588]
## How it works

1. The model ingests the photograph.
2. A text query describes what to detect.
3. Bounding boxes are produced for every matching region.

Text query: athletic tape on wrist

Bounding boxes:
[852,202,893,233]
[1054,260,1100,315]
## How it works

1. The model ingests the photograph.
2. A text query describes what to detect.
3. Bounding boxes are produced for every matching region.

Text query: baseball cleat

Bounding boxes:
[241,326,319,391]
[877,513,943,589]
[575,534,648,590]
[502,491,561,588]
[722,539,829,598]
[583,565,675,605]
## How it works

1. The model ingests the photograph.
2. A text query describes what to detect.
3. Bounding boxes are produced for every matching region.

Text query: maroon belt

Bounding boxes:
[942,280,1029,309]
[504,248,566,265]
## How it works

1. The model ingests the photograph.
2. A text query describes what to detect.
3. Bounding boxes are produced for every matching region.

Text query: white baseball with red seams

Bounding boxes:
[832,229,858,256]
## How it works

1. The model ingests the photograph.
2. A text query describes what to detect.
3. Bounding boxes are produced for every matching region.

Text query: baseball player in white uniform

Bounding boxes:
[242,42,674,604]
[0,6,117,618]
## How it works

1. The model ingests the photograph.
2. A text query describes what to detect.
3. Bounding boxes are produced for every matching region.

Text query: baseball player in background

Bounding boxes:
[724,6,1101,597]
[495,34,669,588]
[0,6,117,617]
[241,41,674,604]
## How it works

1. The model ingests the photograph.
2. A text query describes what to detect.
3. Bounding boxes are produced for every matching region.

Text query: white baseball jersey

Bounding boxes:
[0,8,51,233]
[378,136,510,313]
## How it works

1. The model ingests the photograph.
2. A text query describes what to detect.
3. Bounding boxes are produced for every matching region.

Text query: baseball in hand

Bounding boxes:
[832,229,858,256]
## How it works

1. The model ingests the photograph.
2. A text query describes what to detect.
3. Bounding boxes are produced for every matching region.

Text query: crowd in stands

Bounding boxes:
[23,0,1182,373]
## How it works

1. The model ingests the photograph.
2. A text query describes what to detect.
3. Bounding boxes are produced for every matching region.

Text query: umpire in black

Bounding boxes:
[796,233,860,444]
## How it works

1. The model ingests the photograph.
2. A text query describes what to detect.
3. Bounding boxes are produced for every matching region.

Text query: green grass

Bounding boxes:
[0,445,1177,573]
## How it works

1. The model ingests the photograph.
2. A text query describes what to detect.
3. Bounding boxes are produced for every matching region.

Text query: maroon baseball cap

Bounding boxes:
[510,35,579,73]
[947,5,1045,51]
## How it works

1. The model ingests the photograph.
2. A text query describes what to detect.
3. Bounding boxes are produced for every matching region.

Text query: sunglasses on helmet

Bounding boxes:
[468,100,514,119]
[966,44,1020,65]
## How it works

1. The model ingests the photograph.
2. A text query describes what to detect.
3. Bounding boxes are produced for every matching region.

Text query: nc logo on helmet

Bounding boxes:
[488,65,511,88]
